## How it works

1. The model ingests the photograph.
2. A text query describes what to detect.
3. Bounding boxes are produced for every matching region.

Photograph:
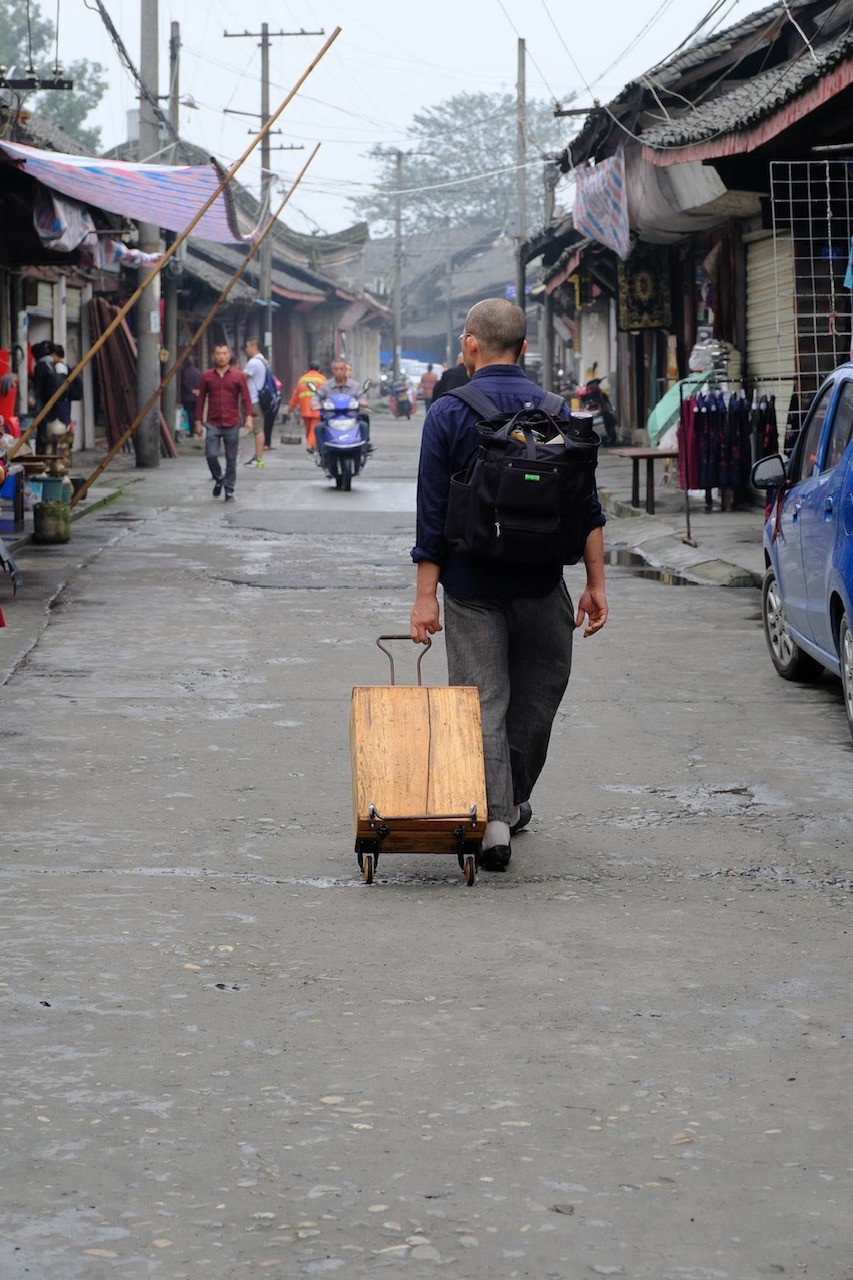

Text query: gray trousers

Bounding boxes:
[444,583,574,824]
[205,425,240,495]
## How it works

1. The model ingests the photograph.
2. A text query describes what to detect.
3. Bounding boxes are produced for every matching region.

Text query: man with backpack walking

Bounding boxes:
[242,337,280,466]
[410,298,608,872]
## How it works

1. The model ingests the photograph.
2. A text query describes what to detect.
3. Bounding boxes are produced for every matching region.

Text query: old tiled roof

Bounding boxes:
[568,0,853,163]
[644,0,810,85]
[188,239,326,302]
[3,111,97,157]
[641,28,853,150]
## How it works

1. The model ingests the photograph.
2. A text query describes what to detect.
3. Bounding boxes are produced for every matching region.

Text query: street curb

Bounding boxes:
[600,488,763,590]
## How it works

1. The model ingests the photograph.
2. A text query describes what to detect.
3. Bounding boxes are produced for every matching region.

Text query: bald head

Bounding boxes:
[463,299,526,365]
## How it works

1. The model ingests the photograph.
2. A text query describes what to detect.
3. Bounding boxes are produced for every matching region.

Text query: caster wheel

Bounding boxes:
[463,854,476,887]
[363,853,375,884]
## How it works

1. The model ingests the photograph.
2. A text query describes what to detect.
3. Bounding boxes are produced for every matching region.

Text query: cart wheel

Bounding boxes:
[363,853,375,884]
[463,853,476,887]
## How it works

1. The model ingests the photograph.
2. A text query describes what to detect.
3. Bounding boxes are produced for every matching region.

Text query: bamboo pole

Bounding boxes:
[70,144,321,508]
[10,26,341,460]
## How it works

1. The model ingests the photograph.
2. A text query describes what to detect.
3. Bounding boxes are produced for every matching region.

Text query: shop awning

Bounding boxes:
[0,140,251,244]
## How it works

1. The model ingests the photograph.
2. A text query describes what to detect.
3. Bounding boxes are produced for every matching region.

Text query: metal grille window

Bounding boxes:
[771,160,853,431]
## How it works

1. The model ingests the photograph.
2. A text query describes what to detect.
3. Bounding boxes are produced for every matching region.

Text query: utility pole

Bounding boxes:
[515,36,527,365]
[259,24,272,357]
[542,158,560,393]
[135,0,161,467]
[445,250,454,368]
[162,20,180,439]
[223,25,320,367]
[393,149,403,381]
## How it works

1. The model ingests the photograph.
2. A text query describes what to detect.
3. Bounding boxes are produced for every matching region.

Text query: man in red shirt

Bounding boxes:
[194,343,254,501]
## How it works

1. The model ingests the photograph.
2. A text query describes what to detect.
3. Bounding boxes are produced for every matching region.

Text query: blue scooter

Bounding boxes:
[314,380,372,491]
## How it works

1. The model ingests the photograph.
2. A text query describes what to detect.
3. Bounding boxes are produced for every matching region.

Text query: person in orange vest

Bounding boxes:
[289,362,325,453]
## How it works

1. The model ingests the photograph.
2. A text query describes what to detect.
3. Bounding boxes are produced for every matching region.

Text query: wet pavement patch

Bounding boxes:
[605,548,701,586]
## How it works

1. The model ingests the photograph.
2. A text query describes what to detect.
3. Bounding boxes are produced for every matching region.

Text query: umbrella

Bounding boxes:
[646,373,716,446]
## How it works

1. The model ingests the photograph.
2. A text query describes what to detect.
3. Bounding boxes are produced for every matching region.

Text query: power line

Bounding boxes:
[85,0,177,143]
[587,0,683,88]
[494,0,562,104]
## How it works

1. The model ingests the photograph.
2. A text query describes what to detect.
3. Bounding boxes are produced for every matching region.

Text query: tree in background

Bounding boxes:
[350,91,567,237]
[0,0,106,151]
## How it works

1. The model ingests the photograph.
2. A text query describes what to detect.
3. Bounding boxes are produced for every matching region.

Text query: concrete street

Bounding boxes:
[1,419,851,1280]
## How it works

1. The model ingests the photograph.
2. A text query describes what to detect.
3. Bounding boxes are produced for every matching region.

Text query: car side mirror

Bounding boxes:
[751,454,787,489]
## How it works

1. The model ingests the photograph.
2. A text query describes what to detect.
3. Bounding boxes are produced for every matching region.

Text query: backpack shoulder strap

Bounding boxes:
[445,384,499,420]
[538,390,565,416]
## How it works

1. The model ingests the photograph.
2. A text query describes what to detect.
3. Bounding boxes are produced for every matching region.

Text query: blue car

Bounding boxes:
[751,363,853,744]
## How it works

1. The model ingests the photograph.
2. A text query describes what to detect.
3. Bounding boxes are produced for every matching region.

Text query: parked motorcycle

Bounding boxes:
[314,379,372,491]
[389,378,412,420]
[573,365,617,446]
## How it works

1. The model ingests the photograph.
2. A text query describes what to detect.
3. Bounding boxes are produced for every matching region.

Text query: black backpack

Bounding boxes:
[443,384,600,565]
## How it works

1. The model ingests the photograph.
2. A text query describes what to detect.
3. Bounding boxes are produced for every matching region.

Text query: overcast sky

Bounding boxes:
[51,0,777,235]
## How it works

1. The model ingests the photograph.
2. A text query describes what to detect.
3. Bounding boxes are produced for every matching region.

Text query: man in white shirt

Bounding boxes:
[242,337,268,469]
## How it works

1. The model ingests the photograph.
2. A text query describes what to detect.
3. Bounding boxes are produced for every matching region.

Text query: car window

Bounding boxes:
[791,386,832,483]
[824,380,853,471]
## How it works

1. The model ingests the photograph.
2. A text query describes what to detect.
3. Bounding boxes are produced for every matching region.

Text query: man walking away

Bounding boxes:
[419,363,438,412]
[194,343,253,501]
[430,352,469,403]
[180,356,202,435]
[289,361,324,453]
[242,337,269,467]
[410,298,608,872]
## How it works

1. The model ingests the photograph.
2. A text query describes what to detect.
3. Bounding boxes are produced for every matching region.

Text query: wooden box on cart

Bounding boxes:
[350,636,487,885]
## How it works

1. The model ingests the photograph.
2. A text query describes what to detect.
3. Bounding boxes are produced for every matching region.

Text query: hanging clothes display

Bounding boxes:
[754,394,778,459]
[678,387,769,498]
[720,392,752,490]
[677,395,700,490]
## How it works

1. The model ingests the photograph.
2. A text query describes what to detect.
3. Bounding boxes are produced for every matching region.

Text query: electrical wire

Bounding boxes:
[619,0,847,132]
[85,0,177,143]
[54,0,60,73]
[494,0,562,104]
[587,0,682,88]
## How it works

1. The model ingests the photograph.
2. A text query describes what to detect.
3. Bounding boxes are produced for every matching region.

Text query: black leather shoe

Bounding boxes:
[477,844,511,872]
[510,801,532,836]
[212,479,223,497]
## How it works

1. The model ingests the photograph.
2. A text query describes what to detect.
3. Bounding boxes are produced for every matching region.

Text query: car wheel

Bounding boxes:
[761,568,822,681]
[840,614,853,744]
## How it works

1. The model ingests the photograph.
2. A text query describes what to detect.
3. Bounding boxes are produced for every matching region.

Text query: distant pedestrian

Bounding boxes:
[431,352,469,403]
[242,337,270,468]
[180,356,202,434]
[289,361,324,452]
[32,340,61,452]
[194,342,253,501]
[419,363,438,412]
[50,344,80,430]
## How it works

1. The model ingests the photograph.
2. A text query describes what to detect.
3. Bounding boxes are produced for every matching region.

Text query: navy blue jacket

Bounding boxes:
[412,363,606,600]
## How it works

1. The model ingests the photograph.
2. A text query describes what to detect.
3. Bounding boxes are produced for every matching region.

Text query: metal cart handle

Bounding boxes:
[376,634,431,686]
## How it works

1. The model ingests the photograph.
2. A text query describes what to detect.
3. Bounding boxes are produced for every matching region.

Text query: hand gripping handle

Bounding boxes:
[376,634,431,686]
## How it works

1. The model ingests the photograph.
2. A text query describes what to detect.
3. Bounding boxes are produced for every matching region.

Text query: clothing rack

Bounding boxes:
[677,383,781,511]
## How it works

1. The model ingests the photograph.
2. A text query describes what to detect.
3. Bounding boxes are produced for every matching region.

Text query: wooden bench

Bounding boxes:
[613,447,679,515]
